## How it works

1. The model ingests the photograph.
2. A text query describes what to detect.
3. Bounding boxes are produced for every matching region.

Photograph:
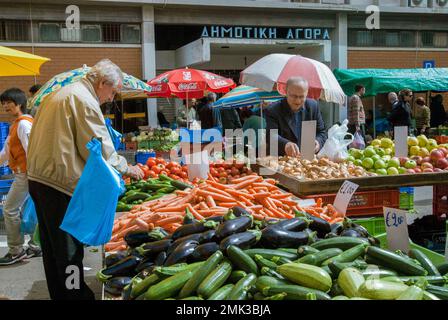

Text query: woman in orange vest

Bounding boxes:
[0,88,41,266]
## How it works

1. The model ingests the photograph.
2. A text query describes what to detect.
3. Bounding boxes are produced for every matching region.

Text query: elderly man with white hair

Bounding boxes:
[264,77,327,157]
[27,59,144,300]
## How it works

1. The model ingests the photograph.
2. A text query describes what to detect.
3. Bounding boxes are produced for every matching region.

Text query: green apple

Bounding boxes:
[374,159,387,170]
[407,136,419,147]
[371,139,381,147]
[371,155,381,162]
[427,139,438,148]
[362,158,374,169]
[404,160,417,169]
[409,146,420,156]
[354,159,363,167]
[382,155,392,162]
[352,149,364,159]
[376,148,386,157]
[383,148,393,155]
[398,167,407,174]
[387,167,399,175]
[381,138,394,149]
[388,157,400,168]
[417,134,429,147]
[347,155,356,163]
[376,168,388,175]
[363,148,377,158]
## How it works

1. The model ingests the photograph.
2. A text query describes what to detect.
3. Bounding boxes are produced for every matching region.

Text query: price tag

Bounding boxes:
[394,126,408,158]
[300,120,316,161]
[333,180,359,215]
[383,207,410,253]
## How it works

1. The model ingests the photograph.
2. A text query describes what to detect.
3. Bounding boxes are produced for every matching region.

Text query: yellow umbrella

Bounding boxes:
[0,46,50,76]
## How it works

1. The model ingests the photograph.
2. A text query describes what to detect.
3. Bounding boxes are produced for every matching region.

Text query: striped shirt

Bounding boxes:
[348,94,366,126]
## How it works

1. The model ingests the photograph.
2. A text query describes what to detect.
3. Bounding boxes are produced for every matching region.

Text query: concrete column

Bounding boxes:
[142,5,158,128]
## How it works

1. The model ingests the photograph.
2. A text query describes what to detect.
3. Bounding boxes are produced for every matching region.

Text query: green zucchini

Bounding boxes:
[263,293,287,300]
[296,248,343,266]
[154,262,203,277]
[145,268,198,300]
[422,290,441,300]
[389,275,448,286]
[321,265,334,279]
[253,292,267,300]
[310,237,368,251]
[131,273,163,299]
[255,254,279,269]
[178,251,223,298]
[362,268,398,280]
[408,249,441,276]
[329,260,368,278]
[170,179,194,190]
[263,284,331,300]
[278,248,299,254]
[255,275,291,292]
[322,243,368,266]
[226,273,257,300]
[425,285,448,300]
[227,245,258,275]
[244,248,298,260]
[181,296,204,300]
[297,245,320,258]
[197,261,233,299]
[277,262,332,292]
[332,295,349,300]
[260,266,286,280]
[396,285,424,300]
[358,279,409,300]
[436,262,448,275]
[208,284,234,300]
[271,256,293,265]
[338,267,365,298]
[228,270,248,284]
[366,246,428,276]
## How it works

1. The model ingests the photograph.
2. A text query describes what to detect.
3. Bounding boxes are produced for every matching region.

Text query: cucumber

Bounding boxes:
[322,243,368,266]
[228,270,248,284]
[338,267,365,298]
[425,285,448,300]
[255,254,279,269]
[263,284,331,300]
[436,262,448,275]
[255,275,291,292]
[145,268,198,300]
[197,261,233,299]
[362,268,398,279]
[358,279,409,300]
[226,273,257,300]
[296,248,343,266]
[244,248,298,260]
[297,245,320,258]
[366,246,428,276]
[396,285,424,300]
[422,290,442,300]
[277,262,332,292]
[227,245,258,275]
[310,237,368,251]
[408,249,441,276]
[260,266,286,280]
[178,251,223,298]
[332,295,349,300]
[208,284,234,300]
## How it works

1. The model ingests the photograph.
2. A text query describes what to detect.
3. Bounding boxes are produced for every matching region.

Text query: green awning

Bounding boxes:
[333,68,448,97]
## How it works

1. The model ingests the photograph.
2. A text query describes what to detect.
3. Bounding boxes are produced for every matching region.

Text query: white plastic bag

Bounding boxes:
[350,130,366,150]
[317,119,354,162]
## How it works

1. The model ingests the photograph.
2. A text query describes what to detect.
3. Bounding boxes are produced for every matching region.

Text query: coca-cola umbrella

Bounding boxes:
[240,54,346,105]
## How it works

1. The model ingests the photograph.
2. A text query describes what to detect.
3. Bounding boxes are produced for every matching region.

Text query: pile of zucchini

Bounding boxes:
[97,206,448,300]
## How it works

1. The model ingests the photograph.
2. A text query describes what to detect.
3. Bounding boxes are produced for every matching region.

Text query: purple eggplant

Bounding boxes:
[219,230,261,251]
[105,251,128,268]
[164,240,199,266]
[154,251,167,266]
[97,256,141,282]
[166,233,203,255]
[137,239,172,257]
[171,220,217,240]
[215,215,253,240]
[189,242,220,262]
[272,218,310,232]
[104,277,132,296]
[199,230,217,243]
[340,229,363,238]
[260,226,312,248]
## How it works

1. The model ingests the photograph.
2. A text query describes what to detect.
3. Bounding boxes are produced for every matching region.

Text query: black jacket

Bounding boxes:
[264,98,327,156]
[388,100,412,128]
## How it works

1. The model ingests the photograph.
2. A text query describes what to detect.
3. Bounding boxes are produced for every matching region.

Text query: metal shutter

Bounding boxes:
[156,70,176,123]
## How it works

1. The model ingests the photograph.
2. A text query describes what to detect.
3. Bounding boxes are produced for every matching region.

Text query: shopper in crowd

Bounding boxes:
[0,88,41,266]
[198,92,217,129]
[430,94,447,128]
[177,99,198,128]
[219,107,242,131]
[27,84,42,116]
[348,84,366,137]
[388,88,412,133]
[264,77,327,157]
[388,92,399,107]
[414,97,431,134]
[26,59,144,300]
[157,105,170,128]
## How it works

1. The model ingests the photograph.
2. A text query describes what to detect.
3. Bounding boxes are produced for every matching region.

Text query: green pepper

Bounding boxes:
[122,192,152,204]
[157,187,176,194]
[116,202,133,212]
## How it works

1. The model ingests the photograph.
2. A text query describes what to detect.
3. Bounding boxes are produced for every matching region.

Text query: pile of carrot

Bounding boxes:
[105,172,344,252]
[298,197,345,224]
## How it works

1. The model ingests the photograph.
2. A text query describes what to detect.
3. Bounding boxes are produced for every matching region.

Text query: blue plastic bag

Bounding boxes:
[60,138,126,246]
[105,118,122,151]
[20,196,38,235]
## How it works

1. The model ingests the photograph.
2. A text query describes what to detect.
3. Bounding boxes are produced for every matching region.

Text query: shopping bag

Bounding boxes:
[105,118,122,151]
[60,138,125,246]
[350,130,366,150]
[317,119,354,162]
[20,196,38,235]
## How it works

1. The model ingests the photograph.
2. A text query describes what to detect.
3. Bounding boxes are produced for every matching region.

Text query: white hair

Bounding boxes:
[286,77,309,90]
[86,59,123,88]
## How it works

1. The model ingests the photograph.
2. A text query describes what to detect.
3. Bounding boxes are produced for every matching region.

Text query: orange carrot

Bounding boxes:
[316,198,323,208]
[112,225,139,242]
[233,176,263,189]
[156,205,188,213]
[197,190,236,203]
[135,218,149,230]
[156,215,183,226]
[216,202,239,208]
[224,189,255,200]
[205,195,216,208]
[205,186,233,198]
[187,204,205,220]
[199,202,209,210]
[270,193,293,199]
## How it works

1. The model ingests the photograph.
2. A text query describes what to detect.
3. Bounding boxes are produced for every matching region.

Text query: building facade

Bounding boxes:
[1,0,447,126]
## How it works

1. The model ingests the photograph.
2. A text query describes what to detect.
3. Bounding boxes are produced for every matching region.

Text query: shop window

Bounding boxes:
[121,24,140,44]
[102,24,120,42]
[355,30,373,46]
[4,20,30,41]
[82,25,101,42]
[39,23,61,42]
[385,31,399,46]
[433,32,448,48]
[421,31,434,47]
[61,27,81,42]
[0,21,5,40]
[400,31,415,47]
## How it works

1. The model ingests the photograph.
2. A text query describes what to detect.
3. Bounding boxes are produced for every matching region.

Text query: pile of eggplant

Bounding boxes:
[98,207,380,297]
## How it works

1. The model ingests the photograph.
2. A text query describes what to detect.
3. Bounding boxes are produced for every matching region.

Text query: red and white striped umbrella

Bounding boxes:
[240,54,346,104]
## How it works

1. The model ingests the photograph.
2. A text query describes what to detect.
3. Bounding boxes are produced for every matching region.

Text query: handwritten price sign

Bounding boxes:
[383,207,410,253]
[333,181,359,215]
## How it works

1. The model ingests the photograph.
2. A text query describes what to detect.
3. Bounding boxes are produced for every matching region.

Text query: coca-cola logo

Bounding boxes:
[178,83,198,90]
[182,72,192,81]
[214,80,229,87]
[152,84,163,92]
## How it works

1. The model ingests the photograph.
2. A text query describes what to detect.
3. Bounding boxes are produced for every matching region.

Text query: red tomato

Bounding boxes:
[241,167,249,173]
[234,163,244,170]
[146,159,156,167]
[230,167,239,176]
[160,171,168,176]
[224,163,233,170]
[233,175,240,179]
[210,168,219,176]
[156,158,166,165]
[182,166,188,172]
[217,167,226,173]
[169,174,180,180]
[171,168,182,176]
[148,170,157,178]
[180,172,188,179]
[226,169,232,175]
[151,166,161,174]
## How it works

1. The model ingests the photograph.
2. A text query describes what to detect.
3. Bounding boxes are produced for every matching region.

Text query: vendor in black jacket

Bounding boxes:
[264,77,327,157]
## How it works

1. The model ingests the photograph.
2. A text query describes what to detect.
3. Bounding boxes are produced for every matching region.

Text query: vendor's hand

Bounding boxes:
[314,140,320,153]
[285,142,300,157]
[127,165,144,180]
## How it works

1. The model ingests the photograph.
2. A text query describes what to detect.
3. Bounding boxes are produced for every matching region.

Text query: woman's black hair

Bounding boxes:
[29,84,42,95]
[0,88,27,113]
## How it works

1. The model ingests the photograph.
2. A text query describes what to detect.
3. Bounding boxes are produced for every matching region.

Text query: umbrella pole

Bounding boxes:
[373,96,376,139]
[122,99,124,134]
